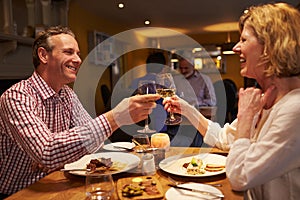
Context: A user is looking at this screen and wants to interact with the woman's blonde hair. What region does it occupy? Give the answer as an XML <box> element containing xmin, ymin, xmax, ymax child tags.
<box><xmin>239</xmin><ymin>3</ymin><xmax>300</xmax><ymax>77</ymax></box>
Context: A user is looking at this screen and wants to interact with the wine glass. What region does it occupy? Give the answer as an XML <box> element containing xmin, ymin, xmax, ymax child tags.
<box><xmin>156</xmin><ymin>73</ymin><xmax>182</xmax><ymax>125</ymax></box>
<box><xmin>137</xmin><ymin>80</ymin><xmax>156</xmax><ymax>133</ymax></box>
<box><xmin>85</xmin><ymin>173</ymin><xmax>114</xmax><ymax>200</ymax></box>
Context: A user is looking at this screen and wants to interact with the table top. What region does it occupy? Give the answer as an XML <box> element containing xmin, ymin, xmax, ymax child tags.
<box><xmin>6</xmin><ymin>147</ymin><xmax>243</xmax><ymax>200</ymax></box>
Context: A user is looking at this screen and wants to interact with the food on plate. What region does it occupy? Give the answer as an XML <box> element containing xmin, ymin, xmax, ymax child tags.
<box><xmin>183</xmin><ymin>157</ymin><xmax>205</xmax><ymax>175</ymax></box>
<box><xmin>86</xmin><ymin>157</ymin><xmax>113</xmax><ymax>171</ymax></box>
<box><xmin>86</xmin><ymin>157</ymin><xmax>126</xmax><ymax>172</ymax></box>
<box><xmin>122</xmin><ymin>177</ymin><xmax>160</xmax><ymax>197</ymax></box>
<box><xmin>205</xmin><ymin>163</ymin><xmax>225</xmax><ymax>172</ymax></box>
<box><xmin>183</xmin><ymin>157</ymin><xmax>226</xmax><ymax>175</ymax></box>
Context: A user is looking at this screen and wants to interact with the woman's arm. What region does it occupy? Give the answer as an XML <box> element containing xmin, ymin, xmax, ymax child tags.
<box><xmin>163</xmin><ymin>96</ymin><xmax>237</xmax><ymax>150</ymax></box>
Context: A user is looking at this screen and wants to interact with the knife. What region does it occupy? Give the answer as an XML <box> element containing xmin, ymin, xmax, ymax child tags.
<box><xmin>112</xmin><ymin>145</ymin><xmax>134</xmax><ymax>151</ymax></box>
<box><xmin>60</xmin><ymin>168</ymin><xmax>90</xmax><ymax>172</ymax></box>
<box><xmin>60</xmin><ymin>168</ymin><xmax>105</xmax><ymax>173</ymax></box>
<box><xmin>168</xmin><ymin>184</ymin><xmax>224</xmax><ymax>198</ymax></box>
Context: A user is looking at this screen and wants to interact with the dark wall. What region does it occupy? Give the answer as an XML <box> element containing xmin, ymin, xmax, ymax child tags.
<box><xmin>0</xmin><ymin>79</ymin><xmax>24</xmax><ymax>95</ymax></box>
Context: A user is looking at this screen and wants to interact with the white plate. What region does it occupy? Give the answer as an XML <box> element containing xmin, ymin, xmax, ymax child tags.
<box><xmin>166</xmin><ymin>182</ymin><xmax>223</xmax><ymax>200</ymax></box>
<box><xmin>64</xmin><ymin>152</ymin><xmax>140</xmax><ymax>176</ymax></box>
<box><xmin>159</xmin><ymin>153</ymin><xmax>226</xmax><ymax>177</ymax></box>
<box><xmin>103</xmin><ymin>142</ymin><xmax>135</xmax><ymax>151</ymax></box>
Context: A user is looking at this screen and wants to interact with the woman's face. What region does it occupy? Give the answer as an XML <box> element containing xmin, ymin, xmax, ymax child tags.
<box><xmin>233</xmin><ymin>23</ymin><xmax>265</xmax><ymax>82</ymax></box>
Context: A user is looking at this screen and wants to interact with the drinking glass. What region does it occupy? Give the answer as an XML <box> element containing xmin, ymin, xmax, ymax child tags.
<box><xmin>137</xmin><ymin>80</ymin><xmax>156</xmax><ymax>133</ymax></box>
<box><xmin>85</xmin><ymin>173</ymin><xmax>114</xmax><ymax>200</ymax></box>
<box><xmin>156</xmin><ymin>73</ymin><xmax>182</xmax><ymax>125</ymax></box>
<box><xmin>132</xmin><ymin>134</ymin><xmax>151</xmax><ymax>153</ymax></box>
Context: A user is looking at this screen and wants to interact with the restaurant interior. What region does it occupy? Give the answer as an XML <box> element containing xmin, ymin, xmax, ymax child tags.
<box><xmin>2</xmin><ymin>0</ymin><xmax>298</xmax><ymax>116</ymax></box>
<box><xmin>1</xmin><ymin>1</ymin><xmax>300</xmax><ymax>199</ymax></box>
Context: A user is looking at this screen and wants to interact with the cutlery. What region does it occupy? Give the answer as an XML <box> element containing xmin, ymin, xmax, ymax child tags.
<box><xmin>60</xmin><ymin>168</ymin><xmax>106</xmax><ymax>173</ymax></box>
<box><xmin>112</xmin><ymin>145</ymin><xmax>134</xmax><ymax>151</ymax></box>
<box><xmin>60</xmin><ymin>168</ymin><xmax>91</xmax><ymax>172</ymax></box>
<box><xmin>168</xmin><ymin>184</ymin><xmax>224</xmax><ymax>198</ymax></box>
<box><xmin>168</xmin><ymin>176</ymin><xmax>222</xmax><ymax>187</ymax></box>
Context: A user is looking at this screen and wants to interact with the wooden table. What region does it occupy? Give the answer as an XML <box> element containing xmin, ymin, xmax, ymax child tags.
<box><xmin>6</xmin><ymin>147</ymin><xmax>243</xmax><ymax>200</ymax></box>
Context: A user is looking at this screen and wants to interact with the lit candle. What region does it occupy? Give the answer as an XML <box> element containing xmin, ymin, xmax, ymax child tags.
<box><xmin>151</xmin><ymin>133</ymin><xmax>170</xmax><ymax>151</ymax></box>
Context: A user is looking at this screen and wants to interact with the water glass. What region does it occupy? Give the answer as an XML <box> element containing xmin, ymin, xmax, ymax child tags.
<box><xmin>85</xmin><ymin>173</ymin><xmax>114</xmax><ymax>200</ymax></box>
<box><xmin>151</xmin><ymin>148</ymin><xmax>166</xmax><ymax>169</ymax></box>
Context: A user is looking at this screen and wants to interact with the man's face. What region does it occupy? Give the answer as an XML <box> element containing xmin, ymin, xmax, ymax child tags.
<box><xmin>46</xmin><ymin>34</ymin><xmax>82</xmax><ymax>86</ymax></box>
<box><xmin>178</xmin><ymin>59</ymin><xmax>194</xmax><ymax>78</ymax></box>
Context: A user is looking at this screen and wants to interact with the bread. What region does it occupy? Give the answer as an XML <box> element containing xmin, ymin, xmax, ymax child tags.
<box><xmin>205</xmin><ymin>164</ymin><xmax>225</xmax><ymax>172</ymax></box>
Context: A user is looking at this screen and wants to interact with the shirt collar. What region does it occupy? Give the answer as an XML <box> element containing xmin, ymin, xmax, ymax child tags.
<box><xmin>185</xmin><ymin>70</ymin><xmax>198</xmax><ymax>79</ymax></box>
<box><xmin>30</xmin><ymin>71</ymin><xmax>67</xmax><ymax>100</ymax></box>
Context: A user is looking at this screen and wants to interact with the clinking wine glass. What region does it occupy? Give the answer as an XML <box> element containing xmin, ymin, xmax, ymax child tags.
<box><xmin>156</xmin><ymin>73</ymin><xmax>182</xmax><ymax>125</ymax></box>
<box><xmin>137</xmin><ymin>80</ymin><xmax>156</xmax><ymax>133</ymax></box>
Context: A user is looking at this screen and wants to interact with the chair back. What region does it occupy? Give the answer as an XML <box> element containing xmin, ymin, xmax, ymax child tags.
<box><xmin>213</xmin><ymin>79</ymin><xmax>238</xmax><ymax>125</ymax></box>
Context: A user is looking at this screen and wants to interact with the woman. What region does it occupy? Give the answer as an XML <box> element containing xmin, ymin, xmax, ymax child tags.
<box><xmin>164</xmin><ymin>3</ymin><xmax>300</xmax><ymax>199</ymax></box>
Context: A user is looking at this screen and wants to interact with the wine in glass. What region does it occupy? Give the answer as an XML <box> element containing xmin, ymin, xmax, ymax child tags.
<box><xmin>137</xmin><ymin>80</ymin><xmax>156</xmax><ymax>133</ymax></box>
<box><xmin>156</xmin><ymin>73</ymin><xmax>182</xmax><ymax>125</ymax></box>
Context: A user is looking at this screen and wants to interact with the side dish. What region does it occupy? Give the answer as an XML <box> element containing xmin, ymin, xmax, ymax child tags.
<box><xmin>122</xmin><ymin>177</ymin><xmax>160</xmax><ymax>197</ymax></box>
<box><xmin>183</xmin><ymin>157</ymin><xmax>225</xmax><ymax>175</ymax></box>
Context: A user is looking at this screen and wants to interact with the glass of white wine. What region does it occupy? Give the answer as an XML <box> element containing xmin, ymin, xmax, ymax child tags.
<box><xmin>156</xmin><ymin>73</ymin><xmax>182</xmax><ymax>125</ymax></box>
<box><xmin>137</xmin><ymin>80</ymin><xmax>156</xmax><ymax>133</ymax></box>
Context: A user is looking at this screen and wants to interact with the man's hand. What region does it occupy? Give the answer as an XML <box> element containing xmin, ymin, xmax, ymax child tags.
<box><xmin>107</xmin><ymin>94</ymin><xmax>160</xmax><ymax>130</ymax></box>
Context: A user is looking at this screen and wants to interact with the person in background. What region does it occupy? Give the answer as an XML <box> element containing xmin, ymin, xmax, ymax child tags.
<box><xmin>176</xmin><ymin>56</ymin><xmax>216</xmax><ymax>107</ymax></box>
<box><xmin>164</xmin><ymin>3</ymin><xmax>300</xmax><ymax>199</ymax></box>
<box><xmin>0</xmin><ymin>26</ymin><xmax>160</xmax><ymax>198</ymax></box>
<box><xmin>130</xmin><ymin>51</ymin><xmax>166</xmax><ymax>90</ymax></box>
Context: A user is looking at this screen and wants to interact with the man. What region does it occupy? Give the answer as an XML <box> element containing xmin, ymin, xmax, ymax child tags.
<box><xmin>0</xmin><ymin>26</ymin><xmax>160</xmax><ymax>197</ymax></box>
<box><xmin>177</xmin><ymin>57</ymin><xmax>216</xmax><ymax>107</ymax></box>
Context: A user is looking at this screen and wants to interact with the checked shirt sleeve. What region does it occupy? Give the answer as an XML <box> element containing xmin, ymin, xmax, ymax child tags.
<box><xmin>1</xmin><ymin>86</ymin><xmax>111</xmax><ymax>171</ymax></box>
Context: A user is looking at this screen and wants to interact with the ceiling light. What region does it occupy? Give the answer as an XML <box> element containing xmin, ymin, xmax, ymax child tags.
<box><xmin>144</xmin><ymin>20</ymin><xmax>150</xmax><ymax>25</ymax></box>
<box><xmin>118</xmin><ymin>3</ymin><xmax>124</xmax><ymax>9</ymax></box>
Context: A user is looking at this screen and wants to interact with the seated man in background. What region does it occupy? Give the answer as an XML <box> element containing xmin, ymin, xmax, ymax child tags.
<box><xmin>0</xmin><ymin>26</ymin><xmax>160</xmax><ymax>198</ymax></box>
